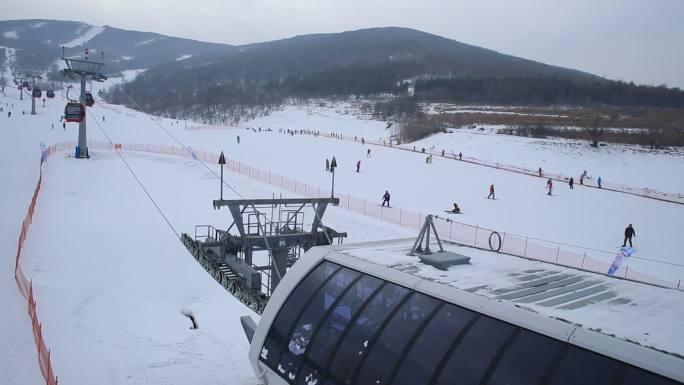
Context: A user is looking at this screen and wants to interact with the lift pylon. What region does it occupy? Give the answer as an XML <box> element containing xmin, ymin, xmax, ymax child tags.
<box><xmin>61</xmin><ymin>48</ymin><xmax>107</xmax><ymax>158</ymax></box>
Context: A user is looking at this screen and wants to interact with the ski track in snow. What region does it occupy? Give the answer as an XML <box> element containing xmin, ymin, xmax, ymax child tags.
<box><xmin>61</xmin><ymin>25</ymin><xmax>105</xmax><ymax>48</ymax></box>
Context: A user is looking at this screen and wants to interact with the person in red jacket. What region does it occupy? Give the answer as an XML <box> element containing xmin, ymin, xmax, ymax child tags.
<box><xmin>547</xmin><ymin>179</ymin><xmax>553</xmax><ymax>195</ymax></box>
<box><xmin>487</xmin><ymin>184</ymin><xmax>495</xmax><ymax>199</ymax></box>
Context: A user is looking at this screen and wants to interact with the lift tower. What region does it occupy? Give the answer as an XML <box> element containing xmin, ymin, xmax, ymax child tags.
<box><xmin>182</xmin><ymin>197</ymin><xmax>347</xmax><ymax>313</ymax></box>
<box><xmin>61</xmin><ymin>48</ymin><xmax>106</xmax><ymax>158</ymax></box>
<box><xmin>27</xmin><ymin>72</ymin><xmax>42</xmax><ymax>115</ymax></box>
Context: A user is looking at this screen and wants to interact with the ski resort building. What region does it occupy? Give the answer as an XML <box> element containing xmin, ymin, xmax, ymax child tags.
<box><xmin>243</xmin><ymin>239</ymin><xmax>684</xmax><ymax>385</ymax></box>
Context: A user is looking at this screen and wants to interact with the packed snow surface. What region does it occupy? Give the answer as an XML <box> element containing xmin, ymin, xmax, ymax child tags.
<box><xmin>1</xmin><ymin>81</ymin><xmax>683</xmax><ymax>384</ymax></box>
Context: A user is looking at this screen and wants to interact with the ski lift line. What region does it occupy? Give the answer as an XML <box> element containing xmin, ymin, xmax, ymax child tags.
<box><xmin>117</xmin><ymin>90</ymin><xmax>246</xmax><ymax>199</ymax></box>
<box><xmin>87</xmin><ymin>109</ymin><xmax>181</xmax><ymax>239</ymax></box>
<box><xmin>115</xmin><ymin>90</ymin><xmax>290</xmax><ymax>263</ymax></box>
<box><xmin>117</xmin><ymin>88</ymin><xmax>337</xmax><ymax>249</ymax></box>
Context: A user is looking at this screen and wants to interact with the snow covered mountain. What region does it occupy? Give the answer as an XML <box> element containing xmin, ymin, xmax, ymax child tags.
<box><xmin>0</xmin><ymin>19</ymin><xmax>233</xmax><ymax>73</ymax></box>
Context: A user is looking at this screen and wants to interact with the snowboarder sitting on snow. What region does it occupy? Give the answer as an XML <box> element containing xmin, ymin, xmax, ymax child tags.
<box><xmin>452</xmin><ymin>203</ymin><xmax>461</xmax><ymax>213</ymax></box>
<box><xmin>488</xmin><ymin>184</ymin><xmax>495</xmax><ymax>199</ymax></box>
<box><xmin>381</xmin><ymin>191</ymin><xmax>391</xmax><ymax>207</ymax></box>
<box><xmin>623</xmin><ymin>224</ymin><xmax>636</xmax><ymax>247</ymax></box>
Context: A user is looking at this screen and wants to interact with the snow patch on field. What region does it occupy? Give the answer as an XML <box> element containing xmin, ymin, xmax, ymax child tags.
<box><xmin>120</xmin><ymin>55</ymin><xmax>133</xmax><ymax>61</ymax></box>
<box><xmin>30</xmin><ymin>22</ymin><xmax>47</xmax><ymax>28</ymax></box>
<box><xmin>176</xmin><ymin>54</ymin><xmax>192</xmax><ymax>61</ymax></box>
<box><xmin>61</xmin><ymin>25</ymin><xmax>104</xmax><ymax>48</ymax></box>
<box><xmin>3</xmin><ymin>30</ymin><xmax>18</xmax><ymax>39</ymax></box>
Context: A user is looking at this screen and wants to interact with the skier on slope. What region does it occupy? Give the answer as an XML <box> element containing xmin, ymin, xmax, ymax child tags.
<box><xmin>623</xmin><ymin>224</ymin><xmax>636</xmax><ymax>247</ymax></box>
<box><xmin>488</xmin><ymin>184</ymin><xmax>495</xmax><ymax>199</ymax></box>
<box><xmin>381</xmin><ymin>191</ymin><xmax>391</xmax><ymax>207</ymax></box>
<box><xmin>597</xmin><ymin>176</ymin><xmax>602</xmax><ymax>189</ymax></box>
<box><xmin>569</xmin><ymin>177</ymin><xmax>574</xmax><ymax>189</ymax></box>
<box><xmin>547</xmin><ymin>179</ymin><xmax>553</xmax><ymax>195</ymax></box>
<box><xmin>367</xmin><ymin>148</ymin><xmax>371</xmax><ymax>158</ymax></box>
<box><xmin>356</xmin><ymin>160</ymin><xmax>361</xmax><ymax>173</ymax></box>
<box><xmin>325</xmin><ymin>158</ymin><xmax>330</xmax><ymax>171</ymax></box>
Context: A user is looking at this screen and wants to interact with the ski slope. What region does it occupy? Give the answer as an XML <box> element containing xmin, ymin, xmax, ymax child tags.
<box><xmin>2</xmin><ymin>79</ymin><xmax>683</xmax><ymax>383</ymax></box>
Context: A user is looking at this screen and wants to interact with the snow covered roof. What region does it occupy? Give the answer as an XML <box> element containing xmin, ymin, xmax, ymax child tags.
<box><xmin>331</xmin><ymin>238</ymin><xmax>684</xmax><ymax>360</ymax></box>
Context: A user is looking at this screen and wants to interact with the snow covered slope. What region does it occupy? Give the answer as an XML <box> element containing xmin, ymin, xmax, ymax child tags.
<box><xmin>1</xmin><ymin>82</ymin><xmax>683</xmax><ymax>383</ymax></box>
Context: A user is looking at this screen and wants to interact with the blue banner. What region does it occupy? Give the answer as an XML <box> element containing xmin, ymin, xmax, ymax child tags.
<box><xmin>607</xmin><ymin>247</ymin><xmax>636</xmax><ymax>276</ymax></box>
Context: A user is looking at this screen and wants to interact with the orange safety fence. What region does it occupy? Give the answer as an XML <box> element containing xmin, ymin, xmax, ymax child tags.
<box><xmin>311</xmin><ymin>132</ymin><xmax>684</xmax><ymax>205</ymax></box>
<box><xmin>33</xmin><ymin>141</ymin><xmax>683</xmax><ymax>307</ymax></box>
<box><xmin>13</xmin><ymin>144</ymin><xmax>59</xmax><ymax>385</ymax></box>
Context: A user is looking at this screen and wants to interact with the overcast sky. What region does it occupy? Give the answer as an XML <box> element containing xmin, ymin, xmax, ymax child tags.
<box><xmin>4</xmin><ymin>0</ymin><xmax>684</xmax><ymax>88</ymax></box>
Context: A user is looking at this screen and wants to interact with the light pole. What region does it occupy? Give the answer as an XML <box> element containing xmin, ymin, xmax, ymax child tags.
<box><xmin>330</xmin><ymin>156</ymin><xmax>337</xmax><ymax>198</ymax></box>
<box><xmin>218</xmin><ymin>151</ymin><xmax>226</xmax><ymax>200</ymax></box>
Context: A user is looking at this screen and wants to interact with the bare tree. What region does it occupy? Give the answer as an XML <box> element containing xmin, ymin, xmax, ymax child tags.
<box><xmin>583</xmin><ymin>111</ymin><xmax>616</xmax><ymax>148</ymax></box>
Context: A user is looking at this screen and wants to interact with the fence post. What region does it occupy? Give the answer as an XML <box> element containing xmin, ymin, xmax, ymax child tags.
<box><xmin>524</xmin><ymin>238</ymin><xmax>528</xmax><ymax>257</ymax></box>
<box><xmin>502</xmin><ymin>232</ymin><xmax>506</xmax><ymax>251</ymax></box>
<box><xmin>449</xmin><ymin>220</ymin><xmax>453</xmax><ymax>238</ymax></box>
<box><xmin>474</xmin><ymin>226</ymin><xmax>479</xmax><ymax>245</ymax></box>
<box><xmin>381</xmin><ymin>206</ymin><xmax>384</xmax><ymax>220</ymax></box>
<box><xmin>555</xmin><ymin>247</ymin><xmax>560</xmax><ymax>263</ymax></box>
<box><xmin>678</xmin><ymin>280</ymin><xmax>681</xmax><ymax>290</ymax></box>
<box><xmin>581</xmin><ymin>251</ymin><xmax>587</xmax><ymax>268</ymax></box>
<box><xmin>624</xmin><ymin>265</ymin><xmax>629</xmax><ymax>279</ymax></box>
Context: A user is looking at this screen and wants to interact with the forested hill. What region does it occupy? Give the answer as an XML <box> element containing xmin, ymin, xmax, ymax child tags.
<box><xmin>105</xmin><ymin>27</ymin><xmax>684</xmax><ymax>117</ymax></box>
<box><xmin>0</xmin><ymin>19</ymin><xmax>233</xmax><ymax>73</ymax></box>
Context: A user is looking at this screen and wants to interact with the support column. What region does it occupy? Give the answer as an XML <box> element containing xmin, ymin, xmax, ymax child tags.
<box><xmin>30</xmin><ymin>77</ymin><xmax>36</xmax><ymax>115</ymax></box>
<box><xmin>77</xmin><ymin>76</ymin><xmax>88</xmax><ymax>158</ymax></box>
<box><xmin>270</xmin><ymin>247</ymin><xmax>289</xmax><ymax>293</ymax></box>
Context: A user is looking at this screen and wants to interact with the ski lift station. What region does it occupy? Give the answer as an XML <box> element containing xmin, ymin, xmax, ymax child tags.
<box><xmin>240</xmin><ymin>238</ymin><xmax>684</xmax><ymax>385</ymax></box>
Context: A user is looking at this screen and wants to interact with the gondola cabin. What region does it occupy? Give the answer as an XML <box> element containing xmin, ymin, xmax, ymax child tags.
<box><xmin>46</xmin><ymin>90</ymin><xmax>55</xmax><ymax>99</ymax></box>
<box><xmin>32</xmin><ymin>88</ymin><xmax>42</xmax><ymax>98</ymax></box>
<box><xmin>64</xmin><ymin>102</ymin><xmax>85</xmax><ymax>123</ymax></box>
<box><xmin>84</xmin><ymin>92</ymin><xmax>94</xmax><ymax>107</ymax></box>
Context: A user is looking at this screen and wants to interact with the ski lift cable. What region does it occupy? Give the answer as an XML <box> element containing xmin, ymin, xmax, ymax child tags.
<box><xmin>113</xmin><ymin>90</ymin><xmax>294</xmax><ymax>263</ymax></box>
<box><xmin>87</xmin><ymin>109</ymin><xmax>181</xmax><ymax>239</ymax></box>
<box><xmin>117</xmin><ymin>90</ymin><xmax>248</xmax><ymax>199</ymax></box>
<box><xmin>115</xmin><ymin>89</ymin><xmax>339</xmax><ymax>260</ymax></box>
